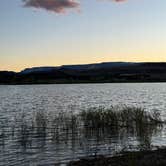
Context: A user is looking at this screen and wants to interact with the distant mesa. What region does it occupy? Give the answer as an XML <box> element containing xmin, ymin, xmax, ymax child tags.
<box><xmin>20</xmin><ymin>62</ymin><xmax>135</xmax><ymax>74</ymax></box>
<box><xmin>1</xmin><ymin>62</ymin><xmax>166</xmax><ymax>84</ymax></box>
<box><xmin>20</xmin><ymin>67</ymin><xmax>59</xmax><ymax>74</ymax></box>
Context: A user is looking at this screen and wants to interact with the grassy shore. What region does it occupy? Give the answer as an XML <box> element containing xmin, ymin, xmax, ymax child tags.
<box><xmin>67</xmin><ymin>107</ymin><xmax>165</xmax><ymax>166</ymax></box>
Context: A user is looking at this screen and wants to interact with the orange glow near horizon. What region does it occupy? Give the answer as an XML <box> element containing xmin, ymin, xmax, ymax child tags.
<box><xmin>0</xmin><ymin>0</ymin><xmax>166</xmax><ymax>72</ymax></box>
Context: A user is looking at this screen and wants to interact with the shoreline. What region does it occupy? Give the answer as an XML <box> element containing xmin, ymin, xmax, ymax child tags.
<box><xmin>1</xmin><ymin>80</ymin><xmax>166</xmax><ymax>85</ymax></box>
<box><xmin>68</xmin><ymin>148</ymin><xmax>166</xmax><ymax>166</ymax></box>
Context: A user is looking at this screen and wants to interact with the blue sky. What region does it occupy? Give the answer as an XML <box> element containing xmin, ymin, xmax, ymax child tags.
<box><xmin>0</xmin><ymin>0</ymin><xmax>166</xmax><ymax>71</ymax></box>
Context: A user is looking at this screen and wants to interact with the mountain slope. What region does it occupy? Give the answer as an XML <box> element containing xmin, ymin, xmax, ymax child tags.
<box><xmin>1</xmin><ymin>62</ymin><xmax>166</xmax><ymax>84</ymax></box>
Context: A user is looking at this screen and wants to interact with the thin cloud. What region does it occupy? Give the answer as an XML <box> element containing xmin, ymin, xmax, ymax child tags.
<box><xmin>23</xmin><ymin>0</ymin><xmax>80</xmax><ymax>13</ymax></box>
<box><xmin>113</xmin><ymin>0</ymin><xmax>126</xmax><ymax>2</ymax></box>
<box><xmin>112</xmin><ymin>0</ymin><xmax>127</xmax><ymax>2</ymax></box>
<box><xmin>23</xmin><ymin>0</ymin><xmax>126</xmax><ymax>14</ymax></box>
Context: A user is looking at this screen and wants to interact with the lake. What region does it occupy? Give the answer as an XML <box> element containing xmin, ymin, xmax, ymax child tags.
<box><xmin>0</xmin><ymin>83</ymin><xmax>166</xmax><ymax>165</ymax></box>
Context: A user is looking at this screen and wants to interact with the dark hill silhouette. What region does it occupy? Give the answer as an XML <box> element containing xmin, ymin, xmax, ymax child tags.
<box><xmin>1</xmin><ymin>62</ymin><xmax>166</xmax><ymax>84</ymax></box>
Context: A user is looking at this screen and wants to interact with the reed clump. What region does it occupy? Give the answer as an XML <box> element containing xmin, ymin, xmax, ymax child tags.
<box><xmin>11</xmin><ymin>106</ymin><xmax>163</xmax><ymax>149</ymax></box>
<box><xmin>80</xmin><ymin>106</ymin><xmax>163</xmax><ymax>130</ymax></box>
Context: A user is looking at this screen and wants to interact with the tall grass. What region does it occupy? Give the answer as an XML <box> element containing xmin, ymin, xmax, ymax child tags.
<box><xmin>79</xmin><ymin>106</ymin><xmax>163</xmax><ymax>150</ymax></box>
<box><xmin>80</xmin><ymin>106</ymin><xmax>162</xmax><ymax>129</ymax></box>
<box><xmin>3</xmin><ymin>106</ymin><xmax>163</xmax><ymax>151</ymax></box>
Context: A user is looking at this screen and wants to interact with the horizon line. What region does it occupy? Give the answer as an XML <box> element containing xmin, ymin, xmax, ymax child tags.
<box><xmin>1</xmin><ymin>61</ymin><xmax>166</xmax><ymax>73</ymax></box>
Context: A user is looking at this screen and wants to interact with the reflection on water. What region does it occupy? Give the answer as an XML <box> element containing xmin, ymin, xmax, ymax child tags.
<box><xmin>0</xmin><ymin>83</ymin><xmax>166</xmax><ymax>165</ymax></box>
<box><xmin>0</xmin><ymin>107</ymin><xmax>164</xmax><ymax>165</ymax></box>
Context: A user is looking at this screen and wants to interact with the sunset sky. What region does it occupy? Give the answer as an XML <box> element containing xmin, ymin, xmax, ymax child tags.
<box><xmin>0</xmin><ymin>0</ymin><xmax>166</xmax><ymax>71</ymax></box>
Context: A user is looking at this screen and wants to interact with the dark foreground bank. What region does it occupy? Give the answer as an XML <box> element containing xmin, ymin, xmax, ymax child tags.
<box><xmin>68</xmin><ymin>148</ymin><xmax>166</xmax><ymax>166</ymax></box>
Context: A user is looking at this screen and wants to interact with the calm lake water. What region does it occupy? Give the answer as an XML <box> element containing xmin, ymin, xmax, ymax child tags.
<box><xmin>1</xmin><ymin>83</ymin><xmax>166</xmax><ymax>165</ymax></box>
